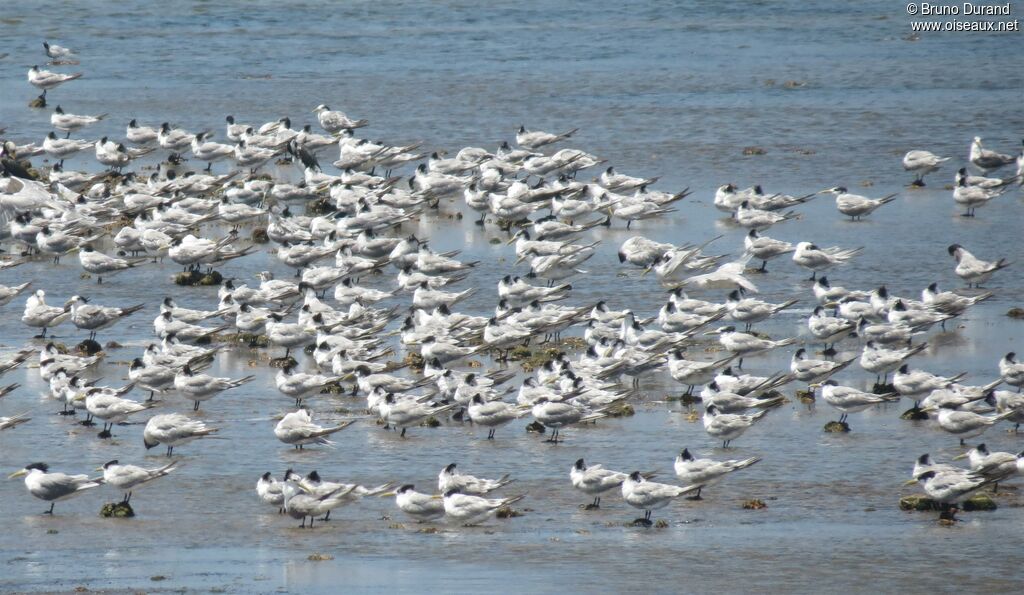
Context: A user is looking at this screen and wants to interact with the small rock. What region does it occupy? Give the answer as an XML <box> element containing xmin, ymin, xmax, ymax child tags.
<box><xmin>250</xmin><ymin>228</ymin><xmax>269</xmax><ymax>243</ymax></box>
<box><xmin>76</xmin><ymin>340</ymin><xmax>103</xmax><ymax>356</ymax></box>
<box><xmin>742</xmin><ymin>499</ymin><xmax>767</xmax><ymax>510</ymax></box>
<box><xmin>420</xmin><ymin>416</ymin><xmax>441</xmax><ymax>428</ymax></box>
<box><xmin>607</xmin><ymin>403</ymin><xmax>635</xmax><ymax>417</ymax></box>
<box><xmin>104</xmin><ymin>341</ymin><xmax>123</xmax><ymax>350</ymax></box>
<box><xmin>899</xmin><ymin>494</ymin><xmax>942</xmax><ymax>512</ymax></box>
<box><xmin>488</xmin><ymin>238</ymin><xmax>502</xmax><ymax>245</ymax></box>
<box><xmin>307</xmin><ymin>553</ymin><xmax>334</xmax><ymax>561</ymax></box>
<box><xmin>654</xmin><ymin>519</ymin><xmax>670</xmax><ymax>528</ymax></box>
<box><xmin>100</xmin><ymin>501</ymin><xmax>135</xmax><ymax>518</ymax></box>
<box><xmin>963</xmin><ymin>493</ymin><xmax>997</xmax><ymax>511</ymax></box>
<box><xmin>742</xmin><ymin>146</ymin><xmax>766</xmax><ymax>156</ymax></box>
<box><xmin>496</xmin><ymin>506</ymin><xmax>523</xmax><ymax>518</ymax></box>
<box><xmin>823</xmin><ymin>421</ymin><xmax>850</xmax><ymax>433</ymax></box>
<box><xmin>782</xmin><ymin>80</ymin><xmax>806</xmax><ymax>89</ymax></box>
<box><xmin>268</xmin><ymin>356</ymin><xmax>297</xmax><ymax>369</ymax></box>
<box><xmin>900</xmin><ymin>407</ymin><xmax>929</xmax><ymax>421</ymax></box>
<box><xmin>150</xmin><ymin>575</ymin><xmax>167</xmax><ymax>582</ymax></box>
<box><xmin>796</xmin><ymin>389</ymin><xmax>815</xmax><ymax>403</ymax></box>
<box><xmin>47</xmin><ymin>529</ymin><xmax>58</xmax><ymax>534</ymax></box>
<box><xmin>1007</xmin><ymin>308</ymin><xmax>1024</xmax><ymax>319</ymax></box>
<box><xmin>872</xmin><ymin>382</ymin><xmax>896</xmax><ymax>394</ymax></box>
<box><xmin>525</xmin><ymin>420</ymin><xmax>546</xmax><ymax>434</ymax></box>
<box><xmin>416</xmin><ymin>527</ymin><xmax>440</xmax><ymax>534</ymax></box>
<box><xmin>29</xmin><ymin>95</ymin><xmax>46</xmax><ymax>108</ymax></box>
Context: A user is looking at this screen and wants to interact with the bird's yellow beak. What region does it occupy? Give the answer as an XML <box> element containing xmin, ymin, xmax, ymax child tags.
<box><xmin>505</xmin><ymin>236</ymin><xmax>517</xmax><ymax>245</ymax></box>
<box><xmin>903</xmin><ymin>479</ymin><xmax>918</xmax><ymax>486</ymax></box>
<box><xmin>377</xmin><ymin>492</ymin><xmax>396</xmax><ymax>498</ymax></box>
<box><xmin>94</xmin><ymin>466</ymin><xmax>104</xmax><ymax>472</ymax></box>
<box><xmin>8</xmin><ymin>469</ymin><xmax>27</xmax><ymax>479</ymax></box>
<box><xmin>952</xmin><ymin>453</ymin><xmax>969</xmax><ymax>461</ymax></box>
<box><xmin>430</xmin><ymin>494</ymin><xmax>444</xmax><ymax>500</ymax></box>
<box><xmin>807</xmin><ymin>383</ymin><xmax>821</xmax><ymax>390</ymax></box>
<box><xmin>704</xmin><ymin>329</ymin><xmax>721</xmax><ymax>336</ymax></box>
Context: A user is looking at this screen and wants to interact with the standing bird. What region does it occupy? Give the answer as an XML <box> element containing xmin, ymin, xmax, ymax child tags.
<box><xmin>812</xmin><ymin>380</ymin><xmax>899</xmax><ymax>427</ymax></box>
<box><xmin>43</xmin><ymin>41</ymin><xmax>76</xmax><ymax>60</ymax></box>
<box><xmin>570</xmin><ymin>459</ymin><xmax>642</xmax><ymax>509</ymax></box>
<box><xmin>50</xmin><ymin>106</ymin><xmax>106</xmax><ymax>137</ymax></box>
<box><xmin>674</xmin><ymin>449</ymin><xmax>760</xmax><ymax>499</ymax></box>
<box><xmin>97</xmin><ymin>460</ymin><xmax>178</xmax><ymax>504</ymax></box>
<box><xmin>969</xmin><ymin>136</ymin><xmax>1016</xmax><ymax>173</ymax></box>
<box><xmin>380</xmin><ymin>485</ymin><xmax>446</xmax><ymax>522</ymax></box>
<box><xmin>273</xmin><ymin>409</ymin><xmax>354</xmax><ymax>449</ymax></box>
<box><xmin>792</xmin><ymin>242</ymin><xmax>863</xmax><ymax>281</ymax></box>
<box><xmin>143</xmin><ymin>413</ymin><xmax>219</xmax><ymax>456</ymax></box>
<box><xmin>621</xmin><ymin>472</ymin><xmax>701</xmax><ymax>526</ymax></box>
<box><xmin>312</xmin><ymin>104</ymin><xmax>368</xmax><ymax>132</ymax></box>
<box><xmin>8</xmin><ymin>463</ymin><xmax>103</xmax><ymax>514</ymax></box>
<box><xmin>27</xmin><ymin>66</ymin><xmax>82</xmax><ymax>94</ymax></box>
<box><xmin>515</xmin><ymin>125</ymin><xmax>578</xmax><ymax>150</ymax></box>
<box><xmin>948</xmin><ymin>244</ymin><xmax>1010</xmax><ymax>288</ymax></box>
<box><xmin>442</xmin><ymin>489</ymin><xmax>525</xmax><ymax>526</ymax></box>
<box><xmin>703</xmin><ymin>404</ymin><xmax>769</xmax><ymax>447</ymax></box>
<box><xmin>824</xmin><ymin>187</ymin><xmax>898</xmax><ymax>221</ymax></box>
<box><xmin>902</xmin><ymin>150</ymin><xmax>949</xmax><ymax>186</ymax></box>
<box><xmin>173</xmin><ymin>365</ymin><xmax>254</xmax><ymax>411</ymax></box>
<box><xmin>744</xmin><ymin>229</ymin><xmax>794</xmax><ymax>272</ymax></box>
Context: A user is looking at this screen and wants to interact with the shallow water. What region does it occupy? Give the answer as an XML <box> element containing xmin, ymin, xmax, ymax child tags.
<box><xmin>3</xmin><ymin>1</ymin><xmax>1024</xmax><ymax>593</ymax></box>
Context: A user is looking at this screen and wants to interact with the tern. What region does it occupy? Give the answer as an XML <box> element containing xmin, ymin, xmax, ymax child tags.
<box><xmin>67</xmin><ymin>295</ymin><xmax>145</xmax><ymax>341</ymax></box>
<box><xmin>442</xmin><ymin>489</ymin><xmax>525</xmax><ymax>525</ymax></box>
<box><xmin>969</xmin><ymin>136</ymin><xmax>1016</xmax><ymax>173</ymax></box>
<box><xmin>27</xmin><ymin>66</ymin><xmax>82</xmax><ymax>92</ymax></box>
<box><xmin>438</xmin><ymin>463</ymin><xmax>513</xmax><ymax>496</ymax></box>
<box><xmin>902</xmin><ymin>150</ymin><xmax>950</xmax><ymax>186</ymax></box>
<box><xmin>906</xmin><ymin>469</ymin><xmax>995</xmax><ymax>520</ymax></box>
<box><xmin>792</xmin><ymin>242</ymin><xmax>863</xmax><ymax>281</ymax></box>
<box><xmin>43</xmin><ymin>41</ymin><xmax>76</xmax><ymax>60</ymax></box>
<box><xmin>702</xmin><ymin>404</ymin><xmax>769</xmax><ymax>447</ymax></box>
<box><xmin>313</xmin><ymin>104</ymin><xmax>368</xmax><ymax>132</ymax></box>
<box><xmin>811</xmin><ymin>380</ymin><xmax>899</xmax><ymax>426</ymax></box>
<box><xmin>744</xmin><ymin>229</ymin><xmax>795</xmax><ymax>272</ymax></box>
<box><xmin>9</xmin><ymin>463</ymin><xmax>103</xmax><ymax>514</ymax></box>
<box><xmin>380</xmin><ymin>484</ymin><xmax>446</xmax><ymax>522</ymax></box>
<box><xmin>77</xmin><ymin>246</ymin><xmax>146</xmax><ymax>283</ymax></box>
<box><xmin>947</xmin><ymin>244</ymin><xmax>1010</xmax><ymax>288</ymax></box>
<box><xmin>570</xmin><ymin>459</ymin><xmax>647</xmax><ymax>509</ymax></box>
<box><xmin>257</xmin><ymin>472</ymin><xmax>286</xmax><ymax>513</ymax></box>
<box><xmin>143</xmin><ymin>413</ymin><xmax>219</xmax><ymax>456</ymax></box>
<box><xmin>953</xmin><ymin>444</ymin><xmax>1020</xmax><ymax>485</ymax></box>
<box><xmin>925</xmin><ymin>403</ymin><xmax>1016</xmax><ymax>444</ymax></box>
<box><xmin>705</xmin><ymin>326</ymin><xmax>797</xmax><ymax>368</ymax></box>
<box><xmin>515</xmin><ymin>125</ymin><xmax>578</xmax><ymax>149</ymax></box>
<box><xmin>173</xmin><ymin>365</ymin><xmax>254</xmax><ymax>411</ymax></box>
<box><xmin>825</xmin><ymin>187</ymin><xmax>898</xmax><ymax>220</ymax></box>
<box><xmin>98</xmin><ymin>460</ymin><xmax>178</xmax><ymax>504</ymax></box>
<box><xmin>999</xmin><ymin>353</ymin><xmax>1024</xmax><ymax>390</ymax></box>
<box><xmin>51</xmin><ymin>106</ymin><xmax>106</xmax><ymax>137</ymax></box>
<box><xmin>674</xmin><ymin>449</ymin><xmax>760</xmax><ymax>499</ymax></box>
<box><xmin>621</xmin><ymin>472</ymin><xmax>701</xmax><ymax>526</ymax></box>
<box><xmin>274</xmin><ymin>409</ymin><xmax>354</xmax><ymax>449</ymax></box>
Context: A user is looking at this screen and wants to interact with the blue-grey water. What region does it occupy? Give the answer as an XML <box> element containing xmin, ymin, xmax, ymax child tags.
<box><xmin>2</xmin><ymin>1</ymin><xmax>1024</xmax><ymax>593</ymax></box>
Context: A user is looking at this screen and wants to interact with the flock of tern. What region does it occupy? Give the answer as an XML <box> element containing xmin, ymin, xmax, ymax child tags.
<box><xmin>3</xmin><ymin>41</ymin><xmax>1024</xmax><ymax>528</ymax></box>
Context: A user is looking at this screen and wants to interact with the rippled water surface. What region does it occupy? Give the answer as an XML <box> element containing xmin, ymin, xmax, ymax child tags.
<box><xmin>2</xmin><ymin>1</ymin><xmax>1024</xmax><ymax>593</ymax></box>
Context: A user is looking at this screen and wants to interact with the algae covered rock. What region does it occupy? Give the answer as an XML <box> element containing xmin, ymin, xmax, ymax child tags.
<box><xmin>823</xmin><ymin>421</ymin><xmax>850</xmax><ymax>433</ymax></box>
<box><xmin>900</xmin><ymin>407</ymin><xmax>929</xmax><ymax>421</ymax></box>
<box><xmin>174</xmin><ymin>270</ymin><xmax>224</xmax><ymax>286</ymax></box>
<box><xmin>962</xmin><ymin>493</ymin><xmax>997</xmax><ymax>511</ymax></box>
<box><xmin>100</xmin><ymin>501</ymin><xmax>135</xmax><ymax>518</ymax></box>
